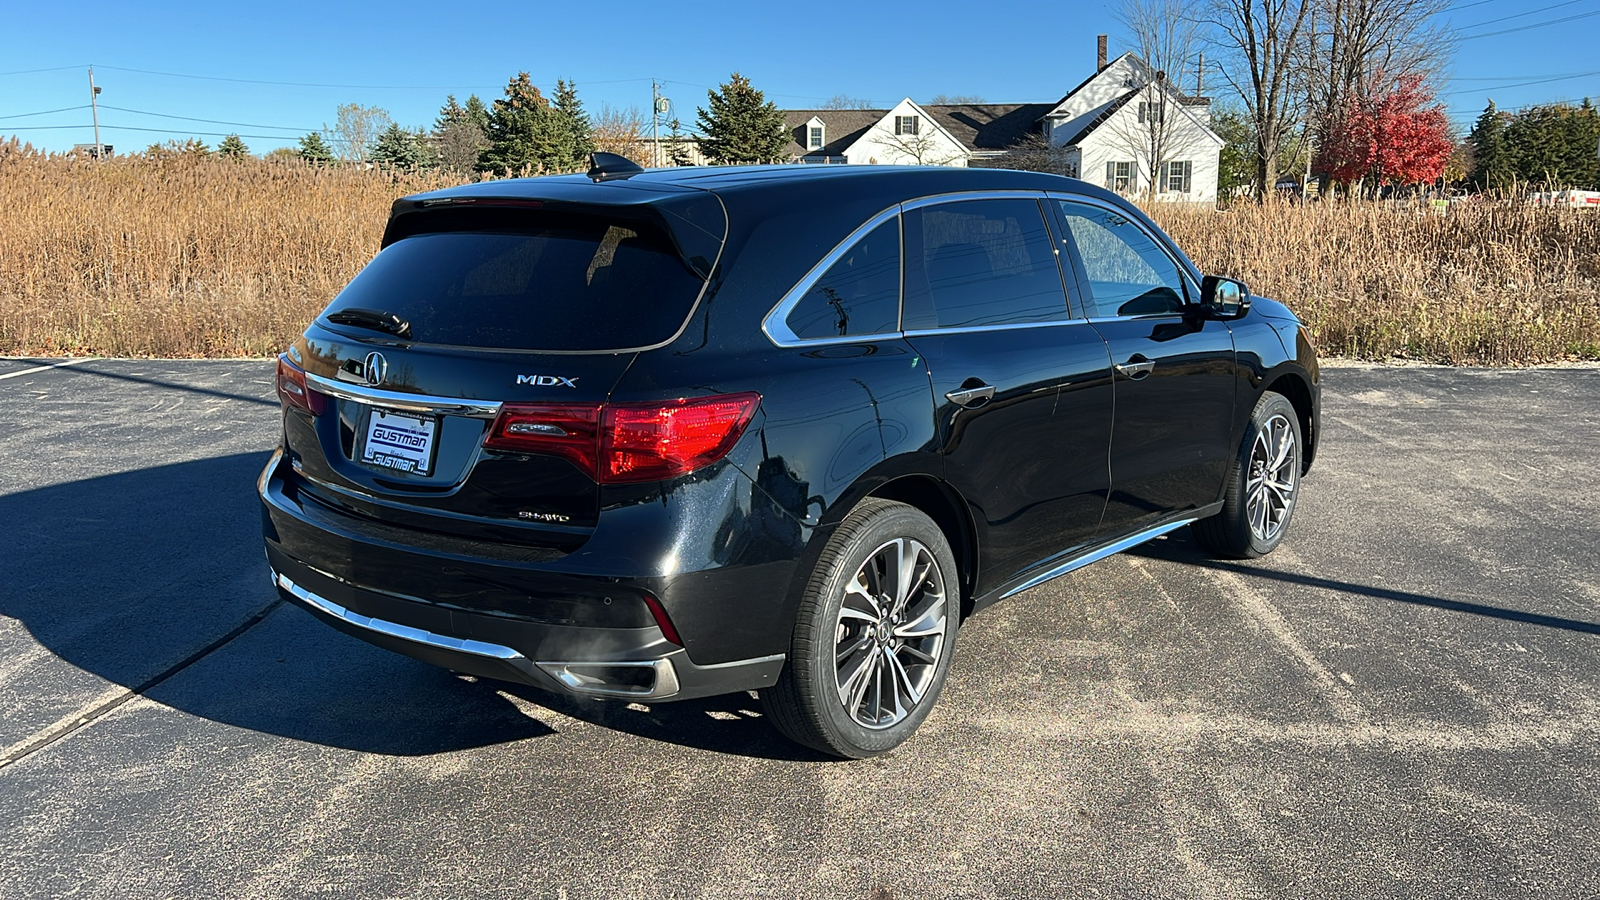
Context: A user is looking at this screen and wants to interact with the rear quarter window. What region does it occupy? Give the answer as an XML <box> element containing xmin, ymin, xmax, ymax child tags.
<box><xmin>322</xmin><ymin>217</ymin><xmax>706</xmax><ymax>352</ymax></box>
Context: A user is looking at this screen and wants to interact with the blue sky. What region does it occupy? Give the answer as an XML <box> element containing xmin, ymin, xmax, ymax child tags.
<box><xmin>2</xmin><ymin>0</ymin><xmax>1595</xmax><ymax>155</ymax></box>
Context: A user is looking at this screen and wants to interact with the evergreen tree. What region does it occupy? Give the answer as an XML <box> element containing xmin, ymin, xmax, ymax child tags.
<box><xmin>371</xmin><ymin>122</ymin><xmax>423</xmax><ymax>169</ymax></box>
<box><xmin>298</xmin><ymin>132</ymin><xmax>335</xmax><ymax>164</ymax></box>
<box><xmin>1503</xmin><ymin>102</ymin><xmax>1600</xmax><ymax>188</ymax></box>
<box><xmin>1467</xmin><ymin>101</ymin><xmax>1513</xmax><ymax>192</ymax></box>
<box><xmin>695</xmin><ymin>73</ymin><xmax>788</xmax><ymax>165</ymax></box>
<box><xmin>548</xmin><ymin>79</ymin><xmax>595</xmax><ymax>172</ymax></box>
<box><xmin>479</xmin><ymin>72</ymin><xmax>559</xmax><ymax>176</ymax></box>
<box><xmin>667</xmin><ymin>118</ymin><xmax>694</xmax><ymax>166</ymax></box>
<box><xmin>465</xmin><ymin>94</ymin><xmax>491</xmax><ymax>132</ymax></box>
<box><xmin>217</xmin><ymin>134</ymin><xmax>249</xmax><ymax>160</ymax></box>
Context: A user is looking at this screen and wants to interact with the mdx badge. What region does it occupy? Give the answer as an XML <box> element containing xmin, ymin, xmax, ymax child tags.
<box><xmin>516</xmin><ymin>375</ymin><xmax>579</xmax><ymax>387</ymax></box>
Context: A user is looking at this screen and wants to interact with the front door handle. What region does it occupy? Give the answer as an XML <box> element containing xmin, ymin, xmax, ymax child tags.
<box><xmin>945</xmin><ymin>383</ymin><xmax>996</xmax><ymax>408</ymax></box>
<box><xmin>1115</xmin><ymin>358</ymin><xmax>1155</xmax><ymax>380</ymax></box>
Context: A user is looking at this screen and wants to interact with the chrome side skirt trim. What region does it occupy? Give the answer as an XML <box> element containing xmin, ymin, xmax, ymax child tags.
<box><xmin>1001</xmin><ymin>517</ymin><xmax>1197</xmax><ymax>599</ymax></box>
<box><xmin>274</xmin><ymin>572</ymin><xmax>525</xmax><ymax>660</ymax></box>
<box><xmin>303</xmin><ymin>372</ymin><xmax>503</xmax><ymax>419</ymax></box>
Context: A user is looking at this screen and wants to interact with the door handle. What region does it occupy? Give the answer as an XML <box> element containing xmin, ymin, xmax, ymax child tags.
<box><xmin>1114</xmin><ymin>358</ymin><xmax>1155</xmax><ymax>380</ymax></box>
<box><xmin>945</xmin><ymin>383</ymin><xmax>996</xmax><ymax>408</ymax></box>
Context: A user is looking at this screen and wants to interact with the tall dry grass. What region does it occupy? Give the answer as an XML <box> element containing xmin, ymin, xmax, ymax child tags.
<box><xmin>0</xmin><ymin>144</ymin><xmax>468</xmax><ymax>357</ymax></box>
<box><xmin>2</xmin><ymin>145</ymin><xmax>1597</xmax><ymax>363</ymax></box>
<box><xmin>1149</xmin><ymin>198</ymin><xmax>1600</xmax><ymax>364</ymax></box>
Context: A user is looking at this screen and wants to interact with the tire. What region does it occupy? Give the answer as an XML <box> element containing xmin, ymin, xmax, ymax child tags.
<box><xmin>1193</xmin><ymin>391</ymin><xmax>1303</xmax><ymax>559</ymax></box>
<box><xmin>762</xmin><ymin>498</ymin><xmax>960</xmax><ymax>759</ymax></box>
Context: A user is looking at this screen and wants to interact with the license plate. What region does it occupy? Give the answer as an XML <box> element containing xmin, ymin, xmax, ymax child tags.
<box><xmin>360</xmin><ymin>408</ymin><xmax>438</xmax><ymax>476</ymax></box>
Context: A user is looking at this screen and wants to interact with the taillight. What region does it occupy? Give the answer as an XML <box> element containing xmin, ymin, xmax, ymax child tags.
<box><xmin>482</xmin><ymin>403</ymin><xmax>602</xmax><ymax>475</ymax></box>
<box><xmin>276</xmin><ymin>354</ymin><xmax>327</xmax><ymax>415</ymax></box>
<box><xmin>484</xmin><ymin>393</ymin><xmax>760</xmax><ymax>484</ymax></box>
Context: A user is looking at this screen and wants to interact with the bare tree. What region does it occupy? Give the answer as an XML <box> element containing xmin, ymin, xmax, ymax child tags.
<box><xmin>327</xmin><ymin>103</ymin><xmax>393</xmax><ymax>163</ymax></box>
<box><xmin>1205</xmin><ymin>0</ymin><xmax>1313</xmax><ymax>196</ymax></box>
<box><xmin>821</xmin><ymin>95</ymin><xmax>877</xmax><ymax>110</ymax></box>
<box><xmin>991</xmin><ymin>133</ymin><xmax>1077</xmax><ymax>177</ymax></box>
<box><xmin>927</xmin><ymin>94</ymin><xmax>986</xmax><ymax>105</ymax></box>
<box><xmin>869</xmin><ymin>120</ymin><xmax>965</xmax><ymax>166</ymax></box>
<box><xmin>592</xmin><ymin>104</ymin><xmax>647</xmax><ymax>163</ymax></box>
<box><xmin>1111</xmin><ymin>0</ymin><xmax>1210</xmax><ymax>197</ymax></box>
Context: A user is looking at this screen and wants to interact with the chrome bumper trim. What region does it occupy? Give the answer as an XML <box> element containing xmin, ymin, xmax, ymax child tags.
<box><xmin>274</xmin><ymin>572</ymin><xmax>525</xmax><ymax>660</ymax></box>
<box><xmin>1002</xmin><ymin>517</ymin><xmax>1198</xmax><ymax>599</ymax></box>
<box><xmin>303</xmin><ymin>372</ymin><xmax>503</xmax><ymax>419</ymax></box>
<box><xmin>535</xmin><ymin>659</ymin><xmax>682</xmax><ymax>700</ymax></box>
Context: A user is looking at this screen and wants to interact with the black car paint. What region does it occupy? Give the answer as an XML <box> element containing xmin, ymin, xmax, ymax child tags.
<box><xmin>261</xmin><ymin>164</ymin><xmax>1318</xmax><ymax>694</ymax></box>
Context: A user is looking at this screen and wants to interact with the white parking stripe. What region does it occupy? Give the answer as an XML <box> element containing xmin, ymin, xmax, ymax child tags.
<box><xmin>0</xmin><ymin>358</ymin><xmax>97</xmax><ymax>381</ymax></box>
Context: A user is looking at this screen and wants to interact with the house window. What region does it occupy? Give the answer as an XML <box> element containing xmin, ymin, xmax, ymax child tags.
<box><xmin>895</xmin><ymin>115</ymin><xmax>920</xmax><ymax>136</ymax></box>
<box><xmin>1105</xmin><ymin>161</ymin><xmax>1134</xmax><ymax>192</ymax></box>
<box><xmin>808</xmin><ymin>126</ymin><xmax>824</xmax><ymax>150</ymax></box>
<box><xmin>1138</xmin><ymin>102</ymin><xmax>1164</xmax><ymax>125</ymax></box>
<box><xmin>1165</xmin><ymin>161</ymin><xmax>1192</xmax><ymax>193</ymax></box>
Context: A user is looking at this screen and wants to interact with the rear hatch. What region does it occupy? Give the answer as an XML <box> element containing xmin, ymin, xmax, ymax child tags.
<box><xmin>277</xmin><ymin>183</ymin><xmax>728</xmax><ymax>550</ymax></box>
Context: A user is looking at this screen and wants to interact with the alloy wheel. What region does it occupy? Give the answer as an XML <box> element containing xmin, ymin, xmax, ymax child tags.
<box><xmin>833</xmin><ymin>537</ymin><xmax>949</xmax><ymax>730</ymax></box>
<box><xmin>1246</xmin><ymin>413</ymin><xmax>1298</xmax><ymax>542</ymax></box>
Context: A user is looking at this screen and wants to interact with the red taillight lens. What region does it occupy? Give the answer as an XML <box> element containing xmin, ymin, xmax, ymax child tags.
<box><xmin>640</xmin><ymin>591</ymin><xmax>683</xmax><ymax>646</ymax></box>
<box><xmin>602</xmin><ymin>393</ymin><xmax>761</xmax><ymax>483</ymax></box>
<box><xmin>275</xmin><ymin>354</ymin><xmax>327</xmax><ymax>415</ymax></box>
<box><xmin>482</xmin><ymin>393</ymin><xmax>760</xmax><ymax>484</ymax></box>
<box><xmin>482</xmin><ymin>403</ymin><xmax>602</xmax><ymax>475</ymax></box>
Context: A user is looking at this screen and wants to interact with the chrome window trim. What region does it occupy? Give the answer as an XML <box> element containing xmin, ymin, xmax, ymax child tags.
<box><xmin>902</xmin><ymin>318</ymin><xmax>1090</xmax><ymax>338</ymax></box>
<box><xmin>1044</xmin><ymin>191</ymin><xmax>1203</xmax><ymax>304</ymax></box>
<box><xmin>304</xmin><ymin>372</ymin><xmax>504</xmax><ymax>419</ymax></box>
<box><xmin>274</xmin><ymin>571</ymin><xmax>526</xmax><ymax>660</ymax></box>
<box><xmin>899</xmin><ymin>189</ymin><xmax>1051</xmax><ymax>212</ymax></box>
<box><xmin>762</xmin><ymin>204</ymin><xmax>903</xmax><ymax>348</ymax></box>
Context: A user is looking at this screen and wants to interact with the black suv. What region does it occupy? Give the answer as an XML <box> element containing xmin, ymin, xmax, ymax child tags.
<box><xmin>261</xmin><ymin>160</ymin><xmax>1319</xmax><ymax>758</ymax></box>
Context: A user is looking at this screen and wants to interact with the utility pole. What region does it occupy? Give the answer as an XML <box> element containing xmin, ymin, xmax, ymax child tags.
<box><xmin>89</xmin><ymin>66</ymin><xmax>103</xmax><ymax>159</ymax></box>
<box><xmin>1196</xmin><ymin>53</ymin><xmax>1204</xmax><ymax>97</ymax></box>
<box><xmin>651</xmin><ymin>80</ymin><xmax>661</xmax><ymax>168</ymax></box>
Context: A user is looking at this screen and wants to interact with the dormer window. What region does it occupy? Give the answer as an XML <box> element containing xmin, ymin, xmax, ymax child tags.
<box><xmin>809</xmin><ymin>125</ymin><xmax>825</xmax><ymax>150</ymax></box>
<box><xmin>895</xmin><ymin>115</ymin><xmax>920</xmax><ymax>135</ymax></box>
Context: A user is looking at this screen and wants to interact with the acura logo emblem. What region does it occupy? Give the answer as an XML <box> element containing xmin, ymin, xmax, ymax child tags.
<box><xmin>363</xmin><ymin>351</ymin><xmax>388</xmax><ymax>386</ymax></box>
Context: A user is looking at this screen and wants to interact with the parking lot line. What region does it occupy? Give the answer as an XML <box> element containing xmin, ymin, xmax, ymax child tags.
<box><xmin>0</xmin><ymin>358</ymin><xmax>97</xmax><ymax>381</ymax></box>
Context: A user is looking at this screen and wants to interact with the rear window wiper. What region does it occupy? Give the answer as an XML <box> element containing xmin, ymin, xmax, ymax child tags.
<box><xmin>325</xmin><ymin>307</ymin><xmax>412</xmax><ymax>339</ymax></box>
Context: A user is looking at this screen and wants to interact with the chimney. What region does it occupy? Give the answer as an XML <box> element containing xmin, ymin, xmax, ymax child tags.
<box><xmin>1097</xmin><ymin>35</ymin><xmax>1108</xmax><ymax>72</ymax></box>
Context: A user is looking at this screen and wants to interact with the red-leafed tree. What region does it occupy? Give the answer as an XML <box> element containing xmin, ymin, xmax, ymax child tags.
<box><xmin>1318</xmin><ymin>74</ymin><xmax>1453</xmax><ymax>194</ymax></box>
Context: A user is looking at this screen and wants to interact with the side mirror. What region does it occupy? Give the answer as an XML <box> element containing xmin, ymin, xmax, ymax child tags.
<box><xmin>1201</xmin><ymin>275</ymin><xmax>1251</xmax><ymax>319</ymax></box>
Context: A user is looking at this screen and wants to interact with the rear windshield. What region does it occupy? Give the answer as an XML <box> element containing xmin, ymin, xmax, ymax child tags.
<box><xmin>322</xmin><ymin>217</ymin><xmax>707</xmax><ymax>351</ymax></box>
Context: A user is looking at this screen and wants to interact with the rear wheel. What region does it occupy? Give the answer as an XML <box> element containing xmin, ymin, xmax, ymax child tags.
<box><xmin>1193</xmin><ymin>391</ymin><xmax>1302</xmax><ymax>559</ymax></box>
<box><xmin>762</xmin><ymin>499</ymin><xmax>960</xmax><ymax>758</ymax></box>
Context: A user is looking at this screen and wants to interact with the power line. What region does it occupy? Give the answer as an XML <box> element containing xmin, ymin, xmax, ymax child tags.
<box><xmin>1460</xmin><ymin>8</ymin><xmax>1600</xmax><ymax>38</ymax></box>
<box><xmin>95</xmin><ymin>103</ymin><xmax>311</xmax><ymax>132</ymax></box>
<box><xmin>92</xmin><ymin>64</ymin><xmax>653</xmax><ymax>92</ymax></box>
<box><xmin>1457</xmin><ymin>0</ymin><xmax>1592</xmax><ymax>30</ymax></box>
<box><xmin>0</xmin><ymin>65</ymin><xmax>88</xmax><ymax>78</ymax></box>
<box><xmin>0</xmin><ymin>104</ymin><xmax>91</xmax><ymax>121</ymax></box>
<box><xmin>1443</xmin><ymin>68</ymin><xmax>1600</xmax><ymax>95</ymax></box>
<box><xmin>0</xmin><ymin>123</ymin><xmax>314</xmax><ymax>141</ymax></box>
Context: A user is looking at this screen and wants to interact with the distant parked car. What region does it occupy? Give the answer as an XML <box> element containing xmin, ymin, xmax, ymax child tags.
<box><xmin>262</xmin><ymin>158</ymin><xmax>1320</xmax><ymax>758</ymax></box>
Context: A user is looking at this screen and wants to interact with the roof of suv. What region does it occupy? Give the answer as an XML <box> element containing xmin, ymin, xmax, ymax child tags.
<box><xmin>399</xmin><ymin>164</ymin><xmax>1123</xmax><ymax>210</ymax></box>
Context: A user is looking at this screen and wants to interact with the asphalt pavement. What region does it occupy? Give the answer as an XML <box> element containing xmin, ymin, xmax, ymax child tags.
<box><xmin>1</xmin><ymin>358</ymin><xmax>1597</xmax><ymax>899</ymax></box>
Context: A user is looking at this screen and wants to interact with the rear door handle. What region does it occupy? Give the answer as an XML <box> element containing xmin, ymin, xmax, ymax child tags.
<box><xmin>1115</xmin><ymin>358</ymin><xmax>1155</xmax><ymax>380</ymax></box>
<box><xmin>945</xmin><ymin>384</ymin><xmax>996</xmax><ymax>408</ymax></box>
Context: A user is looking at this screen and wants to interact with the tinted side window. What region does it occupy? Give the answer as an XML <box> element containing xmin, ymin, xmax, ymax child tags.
<box><xmin>786</xmin><ymin>217</ymin><xmax>902</xmax><ymax>339</ymax></box>
<box><xmin>903</xmin><ymin>198</ymin><xmax>1069</xmax><ymax>330</ymax></box>
<box><xmin>1056</xmin><ymin>202</ymin><xmax>1187</xmax><ymax>318</ymax></box>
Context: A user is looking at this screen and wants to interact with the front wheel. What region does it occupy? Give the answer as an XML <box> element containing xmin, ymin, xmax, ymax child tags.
<box><xmin>1193</xmin><ymin>391</ymin><xmax>1303</xmax><ymax>558</ymax></box>
<box><xmin>762</xmin><ymin>498</ymin><xmax>960</xmax><ymax>758</ymax></box>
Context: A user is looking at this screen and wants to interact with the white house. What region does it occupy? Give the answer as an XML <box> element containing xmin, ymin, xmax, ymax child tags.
<box><xmin>777</xmin><ymin>37</ymin><xmax>1222</xmax><ymax>202</ymax></box>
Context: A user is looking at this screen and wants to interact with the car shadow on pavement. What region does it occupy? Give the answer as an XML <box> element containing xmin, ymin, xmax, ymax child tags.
<box><xmin>2</xmin><ymin>452</ymin><xmax>828</xmax><ymax>761</ymax></box>
<box><xmin>1128</xmin><ymin>530</ymin><xmax>1600</xmax><ymax>637</ymax></box>
<box><xmin>0</xmin><ymin>452</ymin><xmax>551</xmax><ymax>757</ymax></box>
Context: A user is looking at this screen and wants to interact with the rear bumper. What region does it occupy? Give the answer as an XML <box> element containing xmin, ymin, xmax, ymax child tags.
<box><xmin>267</xmin><ymin>547</ymin><xmax>784</xmax><ymax>701</ymax></box>
<box><xmin>259</xmin><ymin>448</ymin><xmax>792</xmax><ymax>701</ymax></box>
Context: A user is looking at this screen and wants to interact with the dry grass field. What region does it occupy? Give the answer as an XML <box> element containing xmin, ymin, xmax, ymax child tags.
<box><xmin>3</xmin><ymin>144</ymin><xmax>1598</xmax><ymax>363</ymax></box>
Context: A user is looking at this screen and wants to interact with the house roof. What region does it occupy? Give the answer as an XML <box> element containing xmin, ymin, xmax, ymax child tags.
<box><xmin>782</xmin><ymin>109</ymin><xmax>885</xmax><ymax>157</ymax></box>
<box><xmin>924</xmin><ymin>104</ymin><xmax>1055</xmax><ymax>151</ymax></box>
